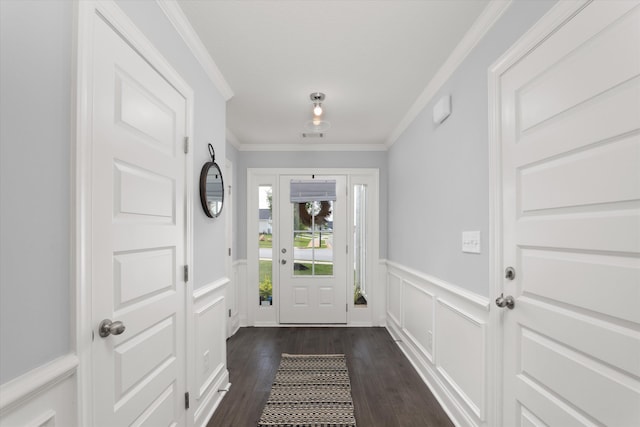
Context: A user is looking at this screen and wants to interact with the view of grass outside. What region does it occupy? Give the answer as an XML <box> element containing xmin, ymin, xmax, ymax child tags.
<box><xmin>260</xmin><ymin>259</ymin><xmax>333</xmax><ymax>278</ymax></box>
<box><xmin>292</xmin><ymin>233</ymin><xmax>330</xmax><ymax>248</ymax></box>
<box><xmin>259</xmin><ymin>234</ymin><xmax>272</xmax><ymax>248</ymax></box>
<box><xmin>259</xmin><ymin>259</ymin><xmax>273</xmax><ymax>305</ymax></box>
<box><xmin>259</xmin><ymin>233</ymin><xmax>332</xmax><ymax>249</ymax></box>
<box><xmin>258</xmin><ymin>184</ymin><xmax>273</xmax><ymax>305</ymax></box>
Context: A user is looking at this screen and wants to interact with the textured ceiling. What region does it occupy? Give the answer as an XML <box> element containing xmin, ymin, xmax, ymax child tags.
<box><xmin>177</xmin><ymin>0</ymin><xmax>490</xmax><ymax>149</ymax></box>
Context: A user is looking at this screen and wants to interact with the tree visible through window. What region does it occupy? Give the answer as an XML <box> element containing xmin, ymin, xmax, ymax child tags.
<box><xmin>292</xmin><ymin>201</ymin><xmax>334</xmax><ymax>276</ymax></box>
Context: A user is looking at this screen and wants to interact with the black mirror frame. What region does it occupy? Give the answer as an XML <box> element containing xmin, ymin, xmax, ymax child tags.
<box><xmin>199</xmin><ymin>144</ymin><xmax>224</xmax><ymax>218</ymax></box>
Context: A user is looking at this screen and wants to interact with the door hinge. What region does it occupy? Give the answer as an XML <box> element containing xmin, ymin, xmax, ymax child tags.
<box><xmin>346</xmin><ymin>245</ymin><xmax>348</xmax><ymax>254</ymax></box>
<box><xmin>184</xmin><ymin>392</ymin><xmax>190</xmax><ymax>410</ymax></box>
<box><xmin>228</xmin><ymin>309</ymin><xmax>232</xmax><ymax>318</ymax></box>
<box><xmin>228</xmin><ymin>248</ymin><xmax>231</xmax><ymax>257</ymax></box>
<box><xmin>183</xmin><ymin>136</ymin><xmax>189</xmax><ymax>154</ymax></box>
<box><xmin>346</xmin><ymin>303</ymin><xmax>349</xmax><ymax>312</ymax></box>
<box><xmin>228</xmin><ymin>185</ymin><xmax>232</xmax><ymax>196</ymax></box>
<box><xmin>184</xmin><ymin>265</ymin><xmax>189</xmax><ymax>282</ymax></box>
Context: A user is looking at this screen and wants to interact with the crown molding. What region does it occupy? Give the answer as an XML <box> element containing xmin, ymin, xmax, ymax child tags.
<box><xmin>385</xmin><ymin>0</ymin><xmax>512</xmax><ymax>148</ymax></box>
<box><xmin>226</xmin><ymin>128</ymin><xmax>242</xmax><ymax>150</ymax></box>
<box><xmin>237</xmin><ymin>143</ymin><xmax>388</xmax><ymax>152</ymax></box>
<box><xmin>156</xmin><ymin>0</ymin><xmax>234</xmax><ymax>101</ymax></box>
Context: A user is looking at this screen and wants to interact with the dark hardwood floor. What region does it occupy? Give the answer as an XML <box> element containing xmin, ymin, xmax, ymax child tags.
<box><xmin>207</xmin><ymin>327</ymin><xmax>453</xmax><ymax>427</ymax></box>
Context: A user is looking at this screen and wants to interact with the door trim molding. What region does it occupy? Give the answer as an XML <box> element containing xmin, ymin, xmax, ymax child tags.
<box><xmin>74</xmin><ymin>2</ymin><xmax>194</xmax><ymax>425</ymax></box>
<box><xmin>487</xmin><ymin>1</ymin><xmax>590</xmax><ymax>426</ymax></box>
<box><xmin>246</xmin><ymin>168</ymin><xmax>380</xmax><ymax>327</ymax></box>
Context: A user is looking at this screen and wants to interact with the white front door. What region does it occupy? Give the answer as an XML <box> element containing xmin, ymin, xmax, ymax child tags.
<box><xmin>91</xmin><ymin>14</ymin><xmax>188</xmax><ymax>427</ymax></box>
<box><xmin>279</xmin><ymin>175</ymin><xmax>347</xmax><ymax>323</ymax></box>
<box><xmin>498</xmin><ymin>2</ymin><xmax>640</xmax><ymax>426</ymax></box>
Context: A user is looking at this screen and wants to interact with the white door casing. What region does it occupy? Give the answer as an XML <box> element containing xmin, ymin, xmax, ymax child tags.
<box><xmin>225</xmin><ymin>160</ymin><xmax>236</xmax><ymax>337</ymax></box>
<box><xmin>279</xmin><ymin>175</ymin><xmax>348</xmax><ymax>324</ymax></box>
<box><xmin>493</xmin><ymin>1</ymin><xmax>640</xmax><ymax>426</ymax></box>
<box><xmin>90</xmin><ymin>12</ymin><xmax>189</xmax><ymax>427</ymax></box>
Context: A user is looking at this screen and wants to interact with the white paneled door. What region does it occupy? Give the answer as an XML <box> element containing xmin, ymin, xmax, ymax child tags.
<box><xmin>498</xmin><ymin>2</ymin><xmax>640</xmax><ymax>426</ymax></box>
<box><xmin>279</xmin><ymin>175</ymin><xmax>347</xmax><ymax>324</ymax></box>
<box><xmin>91</xmin><ymin>15</ymin><xmax>188</xmax><ymax>427</ymax></box>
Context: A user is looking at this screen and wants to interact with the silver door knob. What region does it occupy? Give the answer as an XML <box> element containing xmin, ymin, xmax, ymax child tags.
<box><xmin>495</xmin><ymin>293</ymin><xmax>515</xmax><ymax>310</ymax></box>
<box><xmin>99</xmin><ymin>319</ymin><xmax>126</xmax><ymax>337</ymax></box>
<box><xmin>281</xmin><ymin>259</ymin><xmax>287</xmax><ymax>265</ymax></box>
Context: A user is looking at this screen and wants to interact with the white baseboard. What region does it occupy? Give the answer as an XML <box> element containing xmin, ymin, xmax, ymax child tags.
<box><xmin>229</xmin><ymin>313</ymin><xmax>241</xmax><ymax>336</ymax></box>
<box><xmin>194</xmin><ymin>373</ymin><xmax>230</xmax><ymax>427</ymax></box>
<box><xmin>383</xmin><ymin>261</ymin><xmax>491</xmax><ymax>427</ymax></box>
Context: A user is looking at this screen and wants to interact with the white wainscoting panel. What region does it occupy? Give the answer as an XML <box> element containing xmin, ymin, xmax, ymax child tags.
<box><xmin>436</xmin><ymin>298</ymin><xmax>486</xmax><ymax>420</ymax></box>
<box><xmin>384</xmin><ymin>261</ymin><xmax>490</xmax><ymax>427</ymax></box>
<box><xmin>386</xmin><ymin>271</ymin><xmax>402</xmax><ymax>327</ymax></box>
<box><xmin>234</xmin><ymin>260</ymin><xmax>248</xmax><ymax>328</ymax></box>
<box><xmin>376</xmin><ymin>259</ymin><xmax>388</xmax><ymax>326</ymax></box>
<box><xmin>0</xmin><ymin>355</ymin><xmax>78</xmax><ymax>427</ymax></box>
<box><xmin>402</xmin><ymin>280</ymin><xmax>435</xmax><ymax>362</ymax></box>
<box><xmin>227</xmin><ymin>260</ymin><xmax>243</xmax><ymax>337</ymax></box>
<box><xmin>191</xmin><ymin>278</ymin><xmax>230</xmax><ymax>427</ymax></box>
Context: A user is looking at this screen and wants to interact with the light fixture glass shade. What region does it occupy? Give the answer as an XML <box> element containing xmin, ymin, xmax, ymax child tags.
<box><xmin>305</xmin><ymin>120</ymin><xmax>331</xmax><ymax>132</ymax></box>
<box><xmin>313</xmin><ymin>103</ymin><xmax>323</xmax><ymax>116</ymax></box>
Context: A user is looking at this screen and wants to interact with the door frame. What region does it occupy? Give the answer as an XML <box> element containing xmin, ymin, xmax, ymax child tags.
<box><xmin>74</xmin><ymin>2</ymin><xmax>194</xmax><ymax>425</ymax></box>
<box><xmin>246</xmin><ymin>168</ymin><xmax>380</xmax><ymax>327</ymax></box>
<box><xmin>278</xmin><ymin>174</ymin><xmax>348</xmax><ymax>324</ymax></box>
<box><xmin>487</xmin><ymin>1</ymin><xmax>591</xmax><ymax>425</ymax></box>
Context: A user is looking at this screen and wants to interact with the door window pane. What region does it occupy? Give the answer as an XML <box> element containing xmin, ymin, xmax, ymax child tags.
<box><xmin>354</xmin><ymin>184</ymin><xmax>367</xmax><ymax>306</ymax></box>
<box><xmin>259</xmin><ymin>186</ymin><xmax>273</xmax><ymax>306</ymax></box>
<box><xmin>292</xmin><ymin>201</ymin><xmax>333</xmax><ymax>276</ymax></box>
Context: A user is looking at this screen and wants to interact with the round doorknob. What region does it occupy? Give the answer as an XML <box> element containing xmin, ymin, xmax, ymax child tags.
<box><xmin>99</xmin><ymin>319</ymin><xmax>126</xmax><ymax>338</ymax></box>
<box><xmin>281</xmin><ymin>259</ymin><xmax>287</xmax><ymax>265</ymax></box>
<box><xmin>495</xmin><ymin>293</ymin><xmax>515</xmax><ymax>310</ymax></box>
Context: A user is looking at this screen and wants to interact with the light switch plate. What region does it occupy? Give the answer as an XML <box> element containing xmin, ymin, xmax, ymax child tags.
<box><xmin>462</xmin><ymin>231</ymin><xmax>481</xmax><ymax>254</ymax></box>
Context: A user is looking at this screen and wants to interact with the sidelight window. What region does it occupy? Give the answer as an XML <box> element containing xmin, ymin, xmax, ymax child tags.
<box><xmin>258</xmin><ymin>185</ymin><xmax>273</xmax><ymax>306</ymax></box>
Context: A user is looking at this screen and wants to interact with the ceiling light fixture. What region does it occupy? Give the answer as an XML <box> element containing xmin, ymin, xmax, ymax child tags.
<box><xmin>310</xmin><ymin>92</ymin><xmax>325</xmax><ymax>117</ymax></box>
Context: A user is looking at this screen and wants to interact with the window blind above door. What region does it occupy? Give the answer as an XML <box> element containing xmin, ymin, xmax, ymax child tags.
<box><xmin>290</xmin><ymin>180</ymin><xmax>336</xmax><ymax>202</ymax></box>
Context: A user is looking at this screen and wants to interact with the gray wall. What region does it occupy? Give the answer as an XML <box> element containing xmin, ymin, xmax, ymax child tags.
<box><xmin>387</xmin><ymin>0</ymin><xmax>556</xmax><ymax>296</ymax></box>
<box><xmin>233</xmin><ymin>150</ymin><xmax>388</xmax><ymax>260</ymax></box>
<box><xmin>0</xmin><ymin>0</ymin><xmax>73</xmax><ymax>384</ymax></box>
<box><xmin>0</xmin><ymin>0</ymin><xmax>227</xmax><ymax>384</ymax></box>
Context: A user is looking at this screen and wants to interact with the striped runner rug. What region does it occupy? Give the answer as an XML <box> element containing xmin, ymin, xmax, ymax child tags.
<box><xmin>258</xmin><ymin>354</ymin><xmax>357</xmax><ymax>427</ymax></box>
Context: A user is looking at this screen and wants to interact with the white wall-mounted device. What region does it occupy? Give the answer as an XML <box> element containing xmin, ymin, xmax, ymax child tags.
<box><xmin>433</xmin><ymin>94</ymin><xmax>451</xmax><ymax>125</ymax></box>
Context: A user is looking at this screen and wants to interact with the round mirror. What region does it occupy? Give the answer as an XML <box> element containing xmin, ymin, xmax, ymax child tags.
<box><xmin>199</xmin><ymin>144</ymin><xmax>224</xmax><ymax>218</ymax></box>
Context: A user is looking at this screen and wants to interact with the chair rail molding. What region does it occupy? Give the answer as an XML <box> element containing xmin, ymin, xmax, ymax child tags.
<box><xmin>0</xmin><ymin>354</ymin><xmax>78</xmax><ymax>427</ymax></box>
<box><xmin>0</xmin><ymin>354</ymin><xmax>78</xmax><ymax>414</ymax></box>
